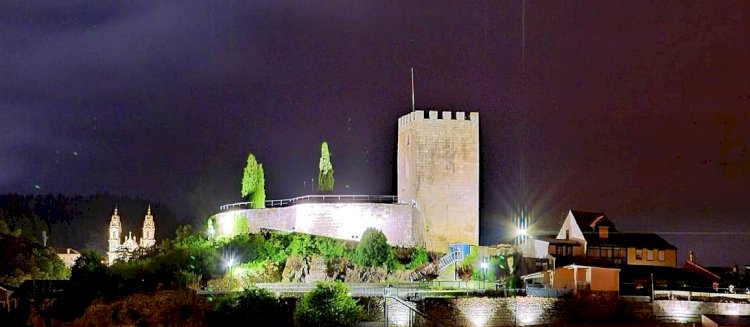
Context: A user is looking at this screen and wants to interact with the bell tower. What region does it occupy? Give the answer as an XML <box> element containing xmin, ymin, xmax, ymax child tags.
<box><xmin>107</xmin><ymin>207</ymin><xmax>122</xmax><ymax>265</ymax></box>
<box><xmin>140</xmin><ymin>205</ymin><xmax>156</xmax><ymax>248</ymax></box>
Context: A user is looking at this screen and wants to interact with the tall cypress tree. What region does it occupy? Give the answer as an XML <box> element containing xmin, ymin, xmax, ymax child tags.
<box><xmin>241</xmin><ymin>153</ymin><xmax>266</xmax><ymax>208</ymax></box>
<box><xmin>318</xmin><ymin>142</ymin><xmax>334</xmax><ymax>192</ymax></box>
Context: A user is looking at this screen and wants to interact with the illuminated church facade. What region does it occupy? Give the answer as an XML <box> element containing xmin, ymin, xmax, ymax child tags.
<box><xmin>106</xmin><ymin>206</ymin><xmax>156</xmax><ymax>265</ymax></box>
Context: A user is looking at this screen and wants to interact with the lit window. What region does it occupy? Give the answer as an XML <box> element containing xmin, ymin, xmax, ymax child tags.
<box><xmin>647</xmin><ymin>249</ymin><xmax>654</xmax><ymax>261</ymax></box>
<box><xmin>636</xmin><ymin>249</ymin><xmax>643</xmax><ymax>260</ymax></box>
<box><xmin>658</xmin><ymin>250</ymin><xmax>665</xmax><ymax>261</ymax></box>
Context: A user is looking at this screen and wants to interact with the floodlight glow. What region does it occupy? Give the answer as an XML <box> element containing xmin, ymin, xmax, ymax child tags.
<box><xmin>480</xmin><ymin>262</ymin><xmax>488</xmax><ymax>269</ymax></box>
<box><xmin>225</xmin><ymin>259</ymin><xmax>235</xmax><ymax>268</ymax></box>
<box><xmin>217</xmin><ymin>214</ymin><xmax>236</xmax><ymax>235</ymax></box>
<box><xmin>517</xmin><ymin>228</ymin><xmax>527</xmax><ymax>237</ymax></box>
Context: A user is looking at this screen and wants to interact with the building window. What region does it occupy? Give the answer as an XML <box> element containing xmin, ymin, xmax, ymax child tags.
<box><xmin>602</xmin><ymin>247</ymin><xmax>612</xmax><ymax>259</ymax></box>
<box><xmin>566</xmin><ymin>246</ymin><xmax>573</xmax><ymax>256</ymax></box>
<box><xmin>636</xmin><ymin>249</ymin><xmax>642</xmax><ymax>260</ymax></box>
<box><xmin>658</xmin><ymin>250</ymin><xmax>665</xmax><ymax>262</ymax></box>
<box><xmin>647</xmin><ymin>249</ymin><xmax>654</xmax><ymax>261</ymax></box>
<box><xmin>590</xmin><ymin>246</ymin><xmax>600</xmax><ymax>258</ymax></box>
<box><xmin>555</xmin><ymin>245</ymin><xmax>565</xmax><ymax>256</ymax></box>
<box><xmin>614</xmin><ymin>248</ymin><xmax>626</xmax><ymax>259</ymax></box>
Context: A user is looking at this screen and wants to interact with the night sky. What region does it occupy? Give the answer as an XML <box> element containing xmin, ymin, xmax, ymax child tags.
<box><xmin>2</xmin><ymin>1</ymin><xmax>749</xmax><ymax>266</ymax></box>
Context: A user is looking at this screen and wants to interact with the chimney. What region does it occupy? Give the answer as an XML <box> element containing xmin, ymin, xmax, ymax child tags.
<box><xmin>598</xmin><ymin>226</ymin><xmax>609</xmax><ymax>239</ymax></box>
<box><xmin>688</xmin><ymin>250</ymin><xmax>695</xmax><ymax>263</ymax></box>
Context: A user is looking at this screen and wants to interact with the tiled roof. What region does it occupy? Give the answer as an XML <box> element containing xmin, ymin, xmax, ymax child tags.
<box><xmin>570</xmin><ymin>210</ymin><xmax>617</xmax><ymax>232</ymax></box>
<box><xmin>585</xmin><ymin>232</ymin><xmax>677</xmax><ymax>250</ymax></box>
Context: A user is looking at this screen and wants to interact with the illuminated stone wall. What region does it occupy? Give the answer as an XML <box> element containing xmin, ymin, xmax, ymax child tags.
<box><xmin>211</xmin><ymin>203</ymin><xmax>414</xmax><ymax>246</ymax></box>
<box><xmin>407</xmin><ymin>297</ymin><xmax>750</xmax><ymax>326</ymax></box>
<box><xmin>397</xmin><ymin>110</ymin><xmax>479</xmax><ymax>252</ymax></box>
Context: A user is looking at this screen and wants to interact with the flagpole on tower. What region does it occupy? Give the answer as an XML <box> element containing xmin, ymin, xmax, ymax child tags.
<box><xmin>411</xmin><ymin>67</ymin><xmax>415</xmax><ymax>112</ymax></box>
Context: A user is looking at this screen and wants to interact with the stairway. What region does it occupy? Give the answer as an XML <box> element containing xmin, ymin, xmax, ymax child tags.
<box><xmin>408</xmin><ymin>250</ymin><xmax>463</xmax><ymax>282</ymax></box>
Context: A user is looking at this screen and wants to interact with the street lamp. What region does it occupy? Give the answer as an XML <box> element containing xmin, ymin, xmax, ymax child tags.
<box><xmin>480</xmin><ymin>259</ymin><xmax>488</xmax><ymax>289</ymax></box>
<box><xmin>225</xmin><ymin>259</ymin><xmax>235</xmax><ymax>290</ymax></box>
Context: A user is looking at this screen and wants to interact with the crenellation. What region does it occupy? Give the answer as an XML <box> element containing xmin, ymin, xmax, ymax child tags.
<box><xmin>399</xmin><ymin>110</ymin><xmax>479</xmax><ymax>125</ymax></box>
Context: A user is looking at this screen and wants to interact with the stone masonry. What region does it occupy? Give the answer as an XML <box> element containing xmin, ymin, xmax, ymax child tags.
<box><xmin>213</xmin><ymin>203</ymin><xmax>414</xmax><ymax>246</ymax></box>
<box><xmin>397</xmin><ymin>110</ymin><xmax>479</xmax><ymax>252</ymax></box>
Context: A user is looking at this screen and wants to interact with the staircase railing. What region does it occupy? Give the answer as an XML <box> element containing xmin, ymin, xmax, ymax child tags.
<box><xmin>439</xmin><ymin>250</ymin><xmax>463</xmax><ymax>270</ymax></box>
<box><xmin>409</xmin><ymin>250</ymin><xmax>463</xmax><ymax>282</ymax></box>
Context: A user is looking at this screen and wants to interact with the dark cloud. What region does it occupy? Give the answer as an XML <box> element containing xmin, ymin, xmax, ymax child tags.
<box><xmin>1</xmin><ymin>1</ymin><xmax>749</xmax><ymax>266</ymax></box>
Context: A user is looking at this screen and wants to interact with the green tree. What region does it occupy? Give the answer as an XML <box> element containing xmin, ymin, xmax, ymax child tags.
<box><xmin>211</xmin><ymin>287</ymin><xmax>288</xmax><ymax>325</ymax></box>
<box><xmin>408</xmin><ymin>247</ymin><xmax>430</xmax><ymax>269</ymax></box>
<box><xmin>354</xmin><ymin>228</ymin><xmax>390</xmax><ymax>268</ymax></box>
<box><xmin>0</xmin><ymin>234</ymin><xmax>68</xmax><ymax>286</ymax></box>
<box><xmin>294</xmin><ymin>282</ymin><xmax>363</xmax><ymax>327</ymax></box>
<box><xmin>241</xmin><ymin>153</ymin><xmax>266</xmax><ymax>208</ymax></box>
<box><xmin>70</xmin><ymin>251</ymin><xmax>107</xmax><ymax>290</ymax></box>
<box><xmin>318</xmin><ymin>141</ymin><xmax>334</xmax><ymax>192</ymax></box>
<box><xmin>251</xmin><ymin>165</ymin><xmax>266</xmax><ymax>208</ymax></box>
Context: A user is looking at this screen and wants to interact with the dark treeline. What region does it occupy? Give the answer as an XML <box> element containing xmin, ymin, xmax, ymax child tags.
<box><xmin>0</xmin><ymin>193</ymin><xmax>182</xmax><ymax>254</ymax></box>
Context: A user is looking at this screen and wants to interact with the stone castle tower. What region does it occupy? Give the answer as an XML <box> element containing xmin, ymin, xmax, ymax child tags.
<box><xmin>397</xmin><ymin>110</ymin><xmax>479</xmax><ymax>252</ymax></box>
<box><xmin>107</xmin><ymin>206</ymin><xmax>156</xmax><ymax>265</ymax></box>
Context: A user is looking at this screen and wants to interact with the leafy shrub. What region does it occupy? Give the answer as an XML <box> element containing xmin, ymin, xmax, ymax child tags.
<box><xmin>211</xmin><ymin>286</ymin><xmax>289</xmax><ymax>325</ymax></box>
<box><xmin>354</xmin><ymin>228</ymin><xmax>391</xmax><ymax>268</ymax></box>
<box><xmin>294</xmin><ymin>282</ymin><xmax>363</xmax><ymax>327</ymax></box>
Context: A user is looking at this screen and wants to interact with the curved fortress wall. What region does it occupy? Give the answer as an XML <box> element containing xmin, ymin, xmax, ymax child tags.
<box><xmin>397</xmin><ymin>110</ymin><xmax>479</xmax><ymax>252</ymax></box>
<box><xmin>213</xmin><ymin>203</ymin><xmax>414</xmax><ymax>246</ymax></box>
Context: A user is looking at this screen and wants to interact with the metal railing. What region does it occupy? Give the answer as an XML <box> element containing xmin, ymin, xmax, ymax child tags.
<box><xmin>438</xmin><ymin>250</ymin><xmax>463</xmax><ymax>270</ymax></box>
<box><xmin>409</xmin><ymin>251</ymin><xmax>464</xmax><ymax>282</ymax></box>
<box><xmin>219</xmin><ymin>195</ymin><xmax>399</xmax><ymax>211</ymax></box>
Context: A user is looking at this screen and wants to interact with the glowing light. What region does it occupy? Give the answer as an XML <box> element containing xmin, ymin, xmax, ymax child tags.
<box><xmin>232</xmin><ymin>267</ymin><xmax>246</xmax><ymax>278</ymax></box>
<box><xmin>480</xmin><ymin>262</ymin><xmax>488</xmax><ymax>269</ymax></box>
<box><xmin>517</xmin><ymin>228</ymin><xmax>527</xmax><ymax>237</ymax></box>
<box><xmin>216</xmin><ymin>214</ymin><xmax>236</xmax><ymax>235</ymax></box>
<box><xmin>458</xmin><ymin>298</ymin><xmax>494</xmax><ymax>327</ymax></box>
<box><xmin>295</xmin><ymin>204</ymin><xmax>314</xmax><ymax>231</ymax></box>
<box><xmin>225</xmin><ymin>259</ymin><xmax>235</xmax><ymax>268</ymax></box>
<box><xmin>514</xmin><ymin>297</ymin><xmax>545</xmax><ymax>326</ymax></box>
<box><xmin>385</xmin><ymin>298</ymin><xmax>412</xmax><ymax>327</ymax></box>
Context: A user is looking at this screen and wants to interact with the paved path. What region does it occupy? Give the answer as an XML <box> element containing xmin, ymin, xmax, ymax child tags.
<box><xmin>196</xmin><ymin>282</ymin><xmax>493</xmax><ymax>299</ymax></box>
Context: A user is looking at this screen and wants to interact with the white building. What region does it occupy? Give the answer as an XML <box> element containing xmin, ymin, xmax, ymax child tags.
<box><xmin>106</xmin><ymin>206</ymin><xmax>156</xmax><ymax>265</ymax></box>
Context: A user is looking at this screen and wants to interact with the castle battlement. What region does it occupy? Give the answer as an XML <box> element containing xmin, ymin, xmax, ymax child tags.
<box><xmin>398</xmin><ymin>110</ymin><xmax>479</xmax><ymax>129</ymax></box>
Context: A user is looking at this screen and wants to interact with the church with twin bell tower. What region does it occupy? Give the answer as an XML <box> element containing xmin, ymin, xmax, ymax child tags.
<box><xmin>107</xmin><ymin>206</ymin><xmax>156</xmax><ymax>265</ymax></box>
